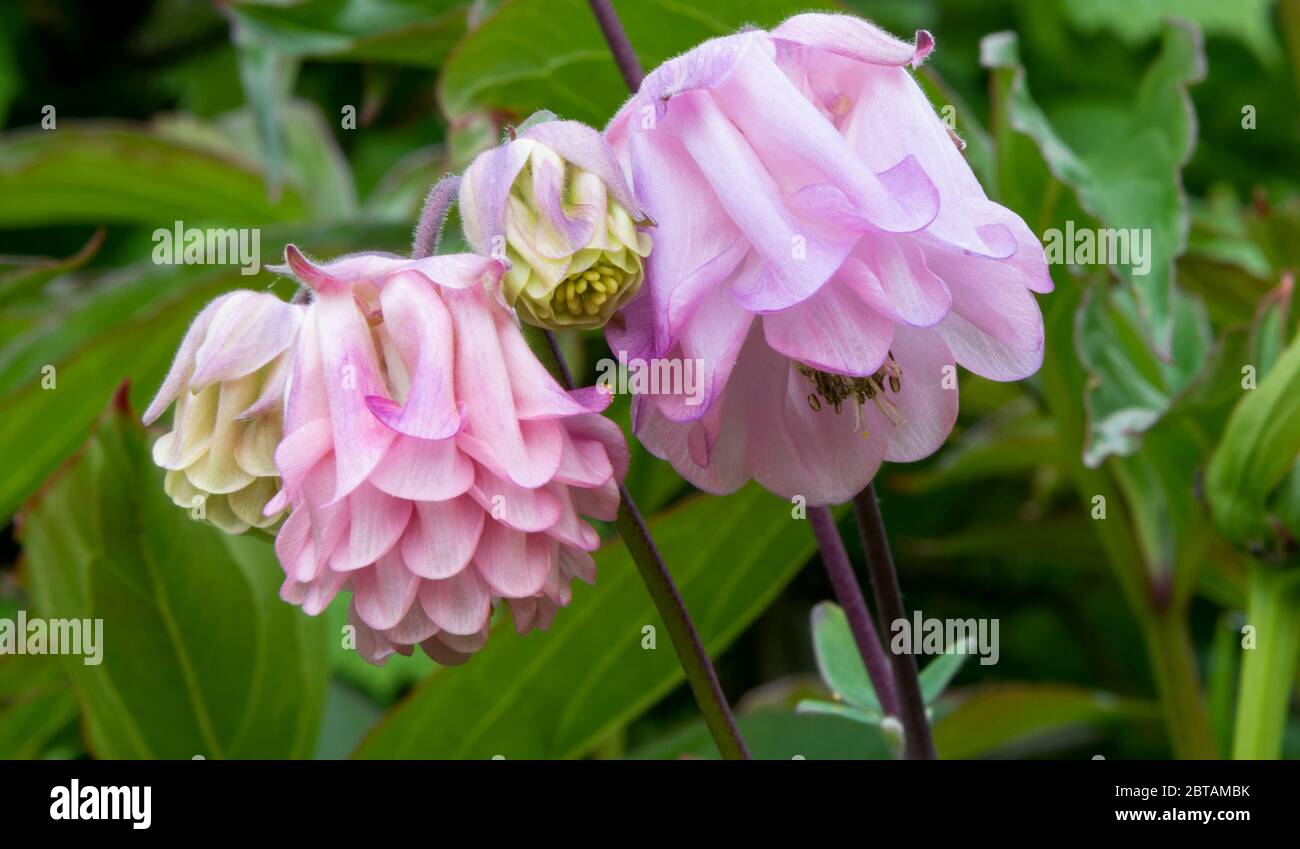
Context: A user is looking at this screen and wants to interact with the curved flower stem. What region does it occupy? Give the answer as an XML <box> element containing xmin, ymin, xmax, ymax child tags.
<box><xmin>807</xmin><ymin>506</ymin><xmax>900</xmax><ymax>718</ymax></box>
<box><xmin>411</xmin><ymin>173</ymin><xmax>461</xmax><ymax>259</ymax></box>
<box><xmin>538</xmin><ymin>329</ymin><xmax>750</xmax><ymax>760</ymax></box>
<box><xmin>852</xmin><ymin>485</ymin><xmax>937</xmax><ymax>759</ymax></box>
<box><xmin>587</xmin><ymin>0</ymin><xmax>644</xmax><ymax>90</ymax></box>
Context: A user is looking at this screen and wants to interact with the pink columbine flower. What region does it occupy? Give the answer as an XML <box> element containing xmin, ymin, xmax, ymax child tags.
<box><xmin>603</xmin><ymin>13</ymin><xmax>1052</xmax><ymax>505</ymax></box>
<box><xmin>266</xmin><ymin>246</ymin><xmax>627</xmax><ymax>666</ymax></box>
<box><xmin>459</xmin><ymin>117</ymin><xmax>652</xmax><ymax>330</ymax></box>
<box><xmin>144</xmin><ymin>290</ymin><xmax>301</xmax><ymax>533</ymax></box>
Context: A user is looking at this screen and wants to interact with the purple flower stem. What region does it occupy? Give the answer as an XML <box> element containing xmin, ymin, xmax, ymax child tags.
<box><xmin>852</xmin><ymin>484</ymin><xmax>937</xmax><ymax>759</ymax></box>
<box><xmin>538</xmin><ymin>329</ymin><xmax>750</xmax><ymax>760</ymax></box>
<box><xmin>411</xmin><ymin>173</ymin><xmax>461</xmax><ymax>259</ymax></box>
<box><xmin>587</xmin><ymin>0</ymin><xmax>645</xmax><ymax>90</ymax></box>
<box><xmin>807</xmin><ymin>506</ymin><xmax>900</xmax><ymax>719</ymax></box>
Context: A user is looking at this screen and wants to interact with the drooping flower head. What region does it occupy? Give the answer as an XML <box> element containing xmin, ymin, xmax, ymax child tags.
<box><xmin>144</xmin><ymin>290</ymin><xmax>301</xmax><ymax>533</ymax></box>
<box><xmin>604</xmin><ymin>13</ymin><xmax>1052</xmax><ymax>505</ymax></box>
<box><xmin>459</xmin><ymin>117</ymin><xmax>652</xmax><ymax>330</ymax></box>
<box><xmin>267</xmin><ymin>246</ymin><xmax>627</xmax><ymax>666</ymax></box>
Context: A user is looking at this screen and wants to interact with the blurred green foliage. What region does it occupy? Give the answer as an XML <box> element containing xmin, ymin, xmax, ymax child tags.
<box><xmin>1</xmin><ymin>0</ymin><xmax>1298</xmax><ymax>760</ymax></box>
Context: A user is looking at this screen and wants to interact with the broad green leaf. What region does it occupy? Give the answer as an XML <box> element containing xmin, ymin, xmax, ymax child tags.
<box><xmin>0</xmin><ymin>654</ymin><xmax>79</xmax><ymax>759</ymax></box>
<box><xmin>20</xmin><ymin>399</ymin><xmax>330</xmax><ymax>758</ymax></box>
<box><xmin>981</xmin><ymin>24</ymin><xmax>1207</xmax><ymax>461</ymax></box>
<box><xmin>1061</xmin><ymin>0</ymin><xmax>1281</xmax><ymax>66</ymax></box>
<box><xmin>810</xmin><ymin>601</ymin><xmax>881</xmax><ymax>713</ymax></box>
<box><xmin>230</xmin><ymin>0</ymin><xmax>469</xmax><ymax>67</ymax></box>
<box><xmin>1206</xmin><ymin>332</ymin><xmax>1300</xmax><ymax>549</ymax></box>
<box><xmin>933</xmin><ymin>684</ymin><xmax>1156</xmax><ymax>759</ymax></box>
<box><xmin>439</xmin><ymin>0</ymin><xmax>834</xmax><ymax>126</ymax></box>
<box><xmin>159</xmin><ymin>102</ymin><xmax>359</xmax><ymax>221</ymax></box>
<box><xmin>795</xmin><ymin>698</ymin><xmax>882</xmax><ymax>727</ymax></box>
<box><xmin>0</xmin><ymin>125</ymin><xmax>309</xmax><ymax>227</ymax></box>
<box><xmin>1077</xmin><ymin>284</ymin><xmax>1212</xmax><ymax>466</ymax></box>
<box><xmin>354</xmin><ymin>485</ymin><xmax>818</xmax><ymax>759</ymax></box>
<box><xmin>0</xmin><ymin>221</ymin><xmax>411</xmax><ymax>524</ymax></box>
<box><xmin>632</xmin><ymin>711</ymin><xmax>890</xmax><ymax>760</ymax></box>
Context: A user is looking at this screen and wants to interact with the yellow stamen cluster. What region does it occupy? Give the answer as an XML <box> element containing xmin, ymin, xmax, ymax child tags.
<box><xmin>797</xmin><ymin>353</ymin><xmax>905</xmax><ymax>434</ymax></box>
<box><xmin>550</xmin><ymin>261</ymin><xmax>626</xmax><ymax>318</ymax></box>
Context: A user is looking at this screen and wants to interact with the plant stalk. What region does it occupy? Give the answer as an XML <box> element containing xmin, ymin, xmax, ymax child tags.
<box><xmin>1232</xmin><ymin>563</ymin><xmax>1300</xmax><ymax>759</ymax></box>
<box><xmin>537</xmin><ymin>328</ymin><xmax>750</xmax><ymax>760</ymax></box>
<box><xmin>807</xmin><ymin>506</ymin><xmax>900</xmax><ymax>718</ymax></box>
<box><xmin>852</xmin><ymin>485</ymin><xmax>937</xmax><ymax>759</ymax></box>
<box><xmin>587</xmin><ymin>0</ymin><xmax>644</xmax><ymax>90</ymax></box>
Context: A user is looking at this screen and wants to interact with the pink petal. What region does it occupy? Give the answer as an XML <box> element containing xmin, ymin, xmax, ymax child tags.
<box><xmin>314</xmin><ymin>286</ymin><xmax>396</xmax><ymax>501</ymax></box>
<box><xmin>473</xmin><ymin>521</ymin><xmax>550</xmax><ymax>597</ymax></box>
<box><xmin>418</xmin><ymin>568</ymin><xmax>492</xmax><ymax>636</ymax></box>
<box><xmin>772</xmin><ymin>13</ymin><xmax>933</xmax><ymax>67</ymax></box>
<box><xmin>469</xmin><ymin>465</ymin><xmax>562</xmax><ymax>532</ymax></box>
<box><xmin>351</xmin><ymin>547</ymin><xmax>419</xmax><ymax>630</ymax></box>
<box><xmin>365</xmin><ymin>270</ymin><xmax>461</xmax><ymax>440</ymax></box>
<box><xmin>458</xmin><ymin>139</ymin><xmax>531</xmax><ymax>255</ymax></box>
<box><xmin>762</xmin><ymin>276</ymin><xmax>893</xmax><ymax>376</ymax></box>
<box><xmin>876</xmin><ymin>325</ymin><xmax>958</xmax><ymax>462</ymax></box>
<box><xmin>400</xmin><ymin>495</ymin><xmax>484</xmax><ymax>580</ymax></box>
<box><xmin>328</xmin><ymin>482</ymin><xmax>412</xmax><ymax>573</ymax></box>
<box><xmin>368</xmin><ymin>434</ymin><xmax>474</xmax><ymax>501</ymax></box>
<box><xmin>522</xmin><ymin>119</ymin><xmax>643</xmax><ymax>219</ymax></box>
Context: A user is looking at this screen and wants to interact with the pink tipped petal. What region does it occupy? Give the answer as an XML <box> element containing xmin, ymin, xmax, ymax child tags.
<box><xmin>351</xmin><ymin>548</ymin><xmax>419</xmax><ymax>630</ymax></box>
<box><xmin>369</xmin><ymin>435</ymin><xmax>474</xmax><ymax>501</ymax></box>
<box><xmin>419</xmin><ymin>568</ymin><xmax>492</xmax><ymax>636</ymax></box>
<box><xmin>713</xmin><ymin>43</ymin><xmax>937</xmax><ymax>235</ymax></box>
<box><xmin>473</xmin><ymin>521</ymin><xmax>550</xmax><ymax>597</ymax></box>
<box><xmin>284</xmin><ymin>244</ymin><xmax>347</xmax><ymax>294</ymax></box>
<box><xmin>665</xmin><ymin>91</ymin><xmax>854</xmax><ymax>312</ymax></box>
<box><xmin>314</xmin><ymin>288</ymin><xmax>396</xmax><ymax>501</ymax></box>
<box><xmin>497</xmin><ymin>316</ymin><xmax>603</xmax><ymax>420</ymax></box>
<box><xmin>400</xmin><ymin>496</ymin><xmax>484</xmax><ymax>580</ymax></box>
<box><xmin>470</xmin><ymin>466</ymin><xmax>562</xmax><ymax>533</ymax></box>
<box><xmin>366</xmin><ymin>271</ymin><xmax>461</xmax><ymax>440</ymax></box>
<box><xmin>932</xmin><ymin>311</ymin><xmax>1044</xmax><ymax>381</ymax></box>
<box><xmin>522</xmin><ymin>119</ymin><xmax>643</xmax><ymax>219</ymax></box>
<box><xmin>773</xmin><ymin>13</ymin><xmax>933</xmax><ymax>67</ymax></box>
<box><xmin>275</xmin><ymin>507</ymin><xmax>318</xmax><ymax>582</ymax></box>
<box><xmin>877</xmin><ymin>325</ymin><xmax>958</xmax><ymax>462</ymax></box>
<box><xmin>762</xmin><ymin>278</ymin><xmax>894</xmax><ymax>377</ymax></box>
<box><xmin>554</xmin><ymin>430</ymin><xmax>615</xmax><ymax>487</ymax></box>
<box><xmin>855</xmin><ymin>233</ymin><xmax>951</xmax><ymax>328</ymax></box>
<box><xmin>458</xmin><ymin>139</ymin><xmax>531</xmax><ymax>255</ymax></box>
<box><xmin>381</xmin><ymin>600</ymin><xmax>440</xmax><ymax>646</ymax></box>
<box><xmin>406</xmin><ymin>254</ymin><xmax>506</xmax><ymax>291</ymax></box>
<box><xmin>328</xmin><ymin>482</ymin><xmax>412</xmax><ymax>573</ymax></box>
<box><xmin>142</xmin><ymin>293</ymin><xmax>231</xmax><ymax>424</ymax></box>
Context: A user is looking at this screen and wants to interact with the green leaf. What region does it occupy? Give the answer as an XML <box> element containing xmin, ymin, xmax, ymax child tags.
<box><xmin>981</xmin><ymin>23</ymin><xmax>1207</xmax><ymax>460</ymax></box>
<box><xmin>1206</xmin><ymin>332</ymin><xmax>1300</xmax><ymax>549</ymax></box>
<box><xmin>0</xmin><ymin>221</ymin><xmax>410</xmax><ymax>524</ymax></box>
<box><xmin>933</xmin><ymin>684</ymin><xmax>1156</xmax><ymax>759</ymax></box>
<box><xmin>919</xmin><ymin>644</ymin><xmax>972</xmax><ymax>704</ymax></box>
<box><xmin>229</xmin><ymin>0</ymin><xmax>469</xmax><ymax>67</ymax></box>
<box><xmin>809</xmin><ymin>601</ymin><xmax>881</xmax><ymax>714</ymax></box>
<box><xmin>439</xmin><ymin>0</ymin><xmax>834</xmax><ymax>126</ymax></box>
<box><xmin>19</xmin><ymin>398</ymin><xmax>330</xmax><ymax>758</ymax></box>
<box><xmin>0</xmin><ymin>654</ymin><xmax>79</xmax><ymax>759</ymax></box>
<box><xmin>354</xmin><ymin>485</ymin><xmax>818</xmax><ymax>759</ymax></box>
<box><xmin>1061</xmin><ymin>0</ymin><xmax>1281</xmax><ymax>66</ymax></box>
<box><xmin>0</xmin><ymin>125</ymin><xmax>309</xmax><ymax>227</ymax></box>
<box><xmin>632</xmin><ymin>711</ymin><xmax>890</xmax><ymax>760</ymax></box>
<box><xmin>794</xmin><ymin>698</ymin><xmax>882</xmax><ymax>726</ymax></box>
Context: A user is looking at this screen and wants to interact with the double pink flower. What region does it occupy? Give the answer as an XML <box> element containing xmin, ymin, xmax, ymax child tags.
<box><xmin>604</xmin><ymin>13</ymin><xmax>1051</xmax><ymax>505</ymax></box>
<box><xmin>266</xmin><ymin>248</ymin><xmax>626</xmax><ymax>664</ymax></box>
